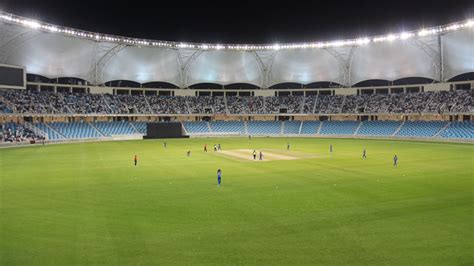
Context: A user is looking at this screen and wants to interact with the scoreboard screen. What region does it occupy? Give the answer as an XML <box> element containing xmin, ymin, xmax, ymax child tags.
<box><xmin>146</xmin><ymin>122</ymin><xmax>185</xmax><ymax>138</ymax></box>
<box><xmin>0</xmin><ymin>65</ymin><xmax>25</xmax><ymax>88</ymax></box>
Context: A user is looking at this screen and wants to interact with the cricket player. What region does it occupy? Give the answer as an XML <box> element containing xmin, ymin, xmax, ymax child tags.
<box><xmin>362</xmin><ymin>148</ymin><xmax>367</xmax><ymax>159</ymax></box>
<box><xmin>134</xmin><ymin>155</ymin><xmax>138</xmax><ymax>166</ymax></box>
<box><xmin>393</xmin><ymin>155</ymin><xmax>398</xmax><ymax>166</ymax></box>
<box><xmin>217</xmin><ymin>169</ymin><xmax>222</xmax><ymax>187</ymax></box>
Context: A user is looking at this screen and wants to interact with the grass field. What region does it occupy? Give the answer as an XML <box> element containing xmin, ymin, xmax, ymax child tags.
<box><xmin>0</xmin><ymin>137</ymin><xmax>473</xmax><ymax>265</ymax></box>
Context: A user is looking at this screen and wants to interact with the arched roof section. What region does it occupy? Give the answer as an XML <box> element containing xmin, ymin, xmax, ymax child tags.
<box><xmin>186</xmin><ymin>50</ymin><xmax>261</xmax><ymax>87</ymax></box>
<box><xmin>104</xmin><ymin>79</ymin><xmax>141</xmax><ymax>88</ymax></box>
<box><xmin>447</xmin><ymin>72</ymin><xmax>474</xmax><ymax>82</ymax></box>
<box><xmin>352</xmin><ymin>79</ymin><xmax>391</xmax><ymax>87</ymax></box>
<box><xmin>101</xmin><ymin>46</ymin><xmax>180</xmax><ymax>86</ymax></box>
<box><xmin>392</xmin><ymin>77</ymin><xmax>435</xmax><ymax>85</ymax></box>
<box><xmin>269</xmin><ymin>49</ymin><xmax>344</xmax><ymax>87</ymax></box>
<box><xmin>2</xmin><ymin>26</ymin><xmax>96</xmax><ymax>81</ymax></box>
<box><xmin>224</xmin><ymin>83</ymin><xmax>260</xmax><ymax>90</ymax></box>
<box><xmin>269</xmin><ymin>82</ymin><xmax>304</xmax><ymax>89</ymax></box>
<box><xmin>188</xmin><ymin>83</ymin><xmax>223</xmax><ymax>89</ymax></box>
<box><xmin>305</xmin><ymin>81</ymin><xmax>344</xmax><ymax>88</ymax></box>
<box><xmin>142</xmin><ymin>81</ymin><xmax>179</xmax><ymax>88</ymax></box>
<box><xmin>442</xmin><ymin>28</ymin><xmax>474</xmax><ymax>80</ymax></box>
<box><xmin>350</xmin><ymin>38</ymin><xmax>438</xmax><ymax>86</ymax></box>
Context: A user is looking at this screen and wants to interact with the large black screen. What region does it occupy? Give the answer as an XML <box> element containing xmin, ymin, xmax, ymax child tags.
<box><xmin>0</xmin><ymin>66</ymin><xmax>24</xmax><ymax>87</ymax></box>
<box><xmin>146</xmin><ymin>122</ymin><xmax>185</xmax><ymax>138</ymax></box>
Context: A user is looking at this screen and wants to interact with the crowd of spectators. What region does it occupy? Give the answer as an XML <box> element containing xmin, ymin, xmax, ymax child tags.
<box><xmin>106</xmin><ymin>94</ymin><xmax>152</xmax><ymax>114</ymax></box>
<box><xmin>264</xmin><ymin>96</ymin><xmax>304</xmax><ymax>114</ymax></box>
<box><xmin>147</xmin><ymin>96</ymin><xmax>188</xmax><ymax>114</ymax></box>
<box><xmin>0</xmin><ymin>89</ymin><xmax>471</xmax><ymax>115</ymax></box>
<box><xmin>315</xmin><ymin>95</ymin><xmax>345</xmax><ymax>114</ymax></box>
<box><xmin>339</xmin><ymin>90</ymin><xmax>472</xmax><ymax>114</ymax></box>
<box><xmin>186</xmin><ymin>96</ymin><xmax>226</xmax><ymax>114</ymax></box>
<box><xmin>1</xmin><ymin>123</ymin><xmax>45</xmax><ymax>142</ymax></box>
<box><xmin>227</xmin><ymin>96</ymin><xmax>266</xmax><ymax>114</ymax></box>
<box><xmin>303</xmin><ymin>95</ymin><xmax>317</xmax><ymax>113</ymax></box>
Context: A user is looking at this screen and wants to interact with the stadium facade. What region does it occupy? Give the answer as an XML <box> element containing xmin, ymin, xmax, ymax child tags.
<box><xmin>0</xmin><ymin>12</ymin><xmax>472</xmax><ymax>144</ymax></box>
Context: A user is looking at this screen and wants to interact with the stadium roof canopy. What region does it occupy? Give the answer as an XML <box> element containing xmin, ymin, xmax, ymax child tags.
<box><xmin>0</xmin><ymin>11</ymin><xmax>473</xmax><ymax>88</ymax></box>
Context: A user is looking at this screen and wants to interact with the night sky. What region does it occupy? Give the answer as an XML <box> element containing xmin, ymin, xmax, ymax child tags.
<box><xmin>1</xmin><ymin>0</ymin><xmax>473</xmax><ymax>44</ymax></box>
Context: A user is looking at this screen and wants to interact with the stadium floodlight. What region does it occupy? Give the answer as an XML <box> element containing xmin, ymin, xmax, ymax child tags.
<box><xmin>386</xmin><ymin>34</ymin><xmax>397</xmax><ymax>41</ymax></box>
<box><xmin>446</xmin><ymin>24</ymin><xmax>460</xmax><ymax>31</ymax></box>
<box><xmin>0</xmin><ymin>14</ymin><xmax>12</xmax><ymax>21</ymax></box>
<box><xmin>373</xmin><ymin>36</ymin><xmax>383</xmax><ymax>42</ymax></box>
<box><xmin>0</xmin><ymin>11</ymin><xmax>472</xmax><ymax>51</ymax></box>
<box><xmin>23</xmin><ymin>20</ymin><xmax>40</xmax><ymax>29</ymax></box>
<box><xmin>331</xmin><ymin>40</ymin><xmax>345</xmax><ymax>47</ymax></box>
<box><xmin>418</xmin><ymin>29</ymin><xmax>429</xmax><ymax>37</ymax></box>
<box><xmin>400</xmin><ymin>32</ymin><xmax>413</xmax><ymax>40</ymax></box>
<box><xmin>356</xmin><ymin>38</ymin><xmax>371</xmax><ymax>45</ymax></box>
<box><xmin>43</xmin><ymin>25</ymin><xmax>58</xmax><ymax>32</ymax></box>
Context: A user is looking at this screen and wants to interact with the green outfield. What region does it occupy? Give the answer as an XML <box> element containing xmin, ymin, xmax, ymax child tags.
<box><xmin>0</xmin><ymin>138</ymin><xmax>472</xmax><ymax>265</ymax></box>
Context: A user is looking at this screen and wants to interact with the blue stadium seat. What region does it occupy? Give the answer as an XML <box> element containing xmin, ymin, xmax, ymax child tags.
<box><xmin>48</xmin><ymin>122</ymin><xmax>102</xmax><ymax>139</ymax></box>
<box><xmin>396</xmin><ymin>121</ymin><xmax>446</xmax><ymax>137</ymax></box>
<box><xmin>131</xmin><ymin>122</ymin><xmax>147</xmax><ymax>134</ymax></box>
<box><xmin>94</xmin><ymin>121</ymin><xmax>137</xmax><ymax>136</ymax></box>
<box><xmin>247</xmin><ymin>121</ymin><xmax>281</xmax><ymax>135</ymax></box>
<box><xmin>6</xmin><ymin>120</ymin><xmax>471</xmax><ymax>141</ymax></box>
<box><xmin>34</xmin><ymin>123</ymin><xmax>63</xmax><ymax>140</ymax></box>
<box><xmin>320</xmin><ymin>121</ymin><xmax>359</xmax><ymax>135</ymax></box>
<box><xmin>209</xmin><ymin>121</ymin><xmax>245</xmax><ymax>134</ymax></box>
<box><xmin>283</xmin><ymin>121</ymin><xmax>301</xmax><ymax>134</ymax></box>
<box><xmin>183</xmin><ymin>121</ymin><xmax>210</xmax><ymax>133</ymax></box>
<box><xmin>439</xmin><ymin>121</ymin><xmax>474</xmax><ymax>139</ymax></box>
<box><xmin>4</xmin><ymin>122</ymin><xmax>17</xmax><ymax>133</ymax></box>
<box><xmin>357</xmin><ymin>121</ymin><xmax>401</xmax><ymax>136</ymax></box>
<box><xmin>300</xmin><ymin>121</ymin><xmax>321</xmax><ymax>134</ymax></box>
<box><xmin>0</xmin><ymin>102</ymin><xmax>12</xmax><ymax>113</ymax></box>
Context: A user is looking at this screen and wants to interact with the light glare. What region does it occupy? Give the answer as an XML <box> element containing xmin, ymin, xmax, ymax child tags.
<box><xmin>0</xmin><ymin>11</ymin><xmax>471</xmax><ymax>51</ymax></box>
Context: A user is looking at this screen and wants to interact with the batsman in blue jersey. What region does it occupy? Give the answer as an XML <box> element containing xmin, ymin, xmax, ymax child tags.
<box><xmin>217</xmin><ymin>169</ymin><xmax>222</xmax><ymax>187</ymax></box>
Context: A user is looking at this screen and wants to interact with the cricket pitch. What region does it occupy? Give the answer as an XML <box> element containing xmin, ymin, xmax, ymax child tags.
<box><xmin>218</xmin><ymin>149</ymin><xmax>315</xmax><ymax>161</ymax></box>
